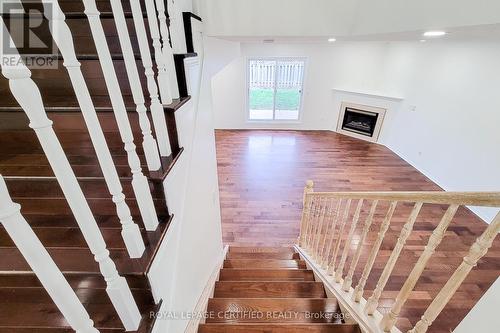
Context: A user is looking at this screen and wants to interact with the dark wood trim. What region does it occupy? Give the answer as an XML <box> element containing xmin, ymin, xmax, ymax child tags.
<box><xmin>138</xmin><ymin>300</ymin><xmax>163</xmax><ymax>333</ymax></box>
<box><xmin>163</xmin><ymin>96</ymin><xmax>191</xmax><ymax>157</ymax></box>
<box><xmin>165</xmin><ymin>105</ymin><xmax>181</xmax><ymax>156</ymax></box>
<box><xmin>182</xmin><ymin>12</ymin><xmax>202</xmax><ymax>53</ymax></box>
<box><xmin>174</xmin><ymin>53</ymin><xmax>197</xmax><ymax>98</ymax></box>
<box><xmin>145</xmin><ymin>215</ymin><xmax>174</xmax><ymax>275</ymax></box>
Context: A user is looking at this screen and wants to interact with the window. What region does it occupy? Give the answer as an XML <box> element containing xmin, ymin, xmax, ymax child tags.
<box><xmin>247</xmin><ymin>58</ymin><xmax>305</xmax><ymax>121</ymax></box>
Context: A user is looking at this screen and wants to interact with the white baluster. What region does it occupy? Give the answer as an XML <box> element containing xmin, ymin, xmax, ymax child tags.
<box><xmin>42</xmin><ymin>0</ymin><xmax>145</xmax><ymax>259</ymax></box>
<box><xmin>321</xmin><ymin>199</ymin><xmax>342</xmax><ymax>269</ymax></box>
<box><xmin>0</xmin><ymin>31</ymin><xmax>141</xmax><ymax>329</ymax></box>
<box><xmin>129</xmin><ymin>0</ymin><xmax>172</xmax><ymax>157</ymax></box>
<box><xmin>365</xmin><ymin>202</ymin><xmax>423</xmax><ymax>315</ymax></box>
<box><xmin>81</xmin><ymin>0</ymin><xmax>159</xmax><ymax>231</ymax></box>
<box><xmin>298</xmin><ymin>180</ymin><xmax>314</xmax><ymax>246</ymax></box>
<box><xmin>108</xmin><ymin>0</ymin><xmax>161</xmax><ymax>171</ymax></box>
<box><xmin>327</xmin><ymin>199</ymin><xmax>352</xmax><ymax>275</ymax></box>
<box><xmin>335</xmin><ymin>199</ymin><xmax>364</xmax><ymax>282</ymax></box>
<box><xmin>343</xmin><ymin>200</ymin><xmax>379</xmax><ymax>291</ymax></box>
<box><xmin>353</xmin><ymin>201</ymin><xmax>398</xmax><ymax>302</ymax></box>
<box><xmin>0</xmin><ymin>176</ymin><xmax>99</xmax><ymax>333</ymax></box>
<box><xmin>154</xmin><ymin>0</ymin><xmax>180</xmax><ymax>98</ymax></box>
<box><xmin>144</xmin><ymin>0</ymin><xmax>176</xmax><ymax>102</ymax></box>
<box><xmin>381</xmin><ymin>204</ymin><xmax>459</xmax><ymax>331</ymax></box>
<box><xmin>409</xmin><ymin>211</ymin><xmax>500</xmax><ymax>333</ymax></box>
<box><xmin>165</xmin><ymin>0</ymin><xmax>183</xmax><ymax>54</ymax></box>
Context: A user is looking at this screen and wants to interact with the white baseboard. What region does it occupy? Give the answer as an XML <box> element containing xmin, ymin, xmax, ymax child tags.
<box><xmin>184</xmin><ymin>245</ymin><xmax>229</xmax><ymax>333</ymax></box>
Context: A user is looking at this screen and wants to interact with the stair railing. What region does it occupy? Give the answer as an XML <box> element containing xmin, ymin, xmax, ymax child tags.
<box><xmin>0</xmin><ymin>25</ymin><xmax>141</xmax><ymax>329</ymax></box>
<box><xmin>80</xmin><ymin>0</ymin><xmax>160</xmax><ymax>230</ymax></box>
<box><xmin>153</xmin><ymin>0</ymin><xmax>180</xmax><ymax>98</ymax></box>
<box><xmin>0</xmin><ymin>176</ymin><xmax>99</xmax><ymax>333</ymax></box>
<box><xmin>42</xmin><ymin>0</ymin><xmax>146</xmax><ymax>259</ymax></box>
<box><xmin>143</xmin><ymin>0</ymin><xmax>174</xmax><ymax>103</ymax></box>
<box><xmin>297</xmin><ymin>180</ymin><xmax>500</xmax><ymax>333</ymax></box>
<box><xmin>129</xmin><ymin>0</ymin><xmax>172</xmax><ymax>157</ymax></box>
<box><xmin>107</xmin><ymin>0</ymin><xmax>162</xmax><ymax>171</ymax></box>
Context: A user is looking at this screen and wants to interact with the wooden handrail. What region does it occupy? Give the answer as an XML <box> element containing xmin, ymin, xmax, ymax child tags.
<box><xmin>297</xmin><ymin>180</ymin><xmax>500</xmax><ymax>333</ymax></box>
<box><xmin>307</xmin><ymin>191</ymin><xmax>500</xmax><ymax>206</ymax></box>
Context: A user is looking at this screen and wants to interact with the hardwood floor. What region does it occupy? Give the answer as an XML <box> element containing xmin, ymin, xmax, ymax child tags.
<box><xmin>215</xmin><ymin>129</ymin><xmax>500</xmax><ymax>333</ymax></box>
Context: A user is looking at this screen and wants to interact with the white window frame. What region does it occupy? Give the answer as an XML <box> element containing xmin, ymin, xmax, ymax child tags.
<box><xmin>246</xmin><ymin>57</ymin><xmax>307</xmax><ymax>123</ymax></box>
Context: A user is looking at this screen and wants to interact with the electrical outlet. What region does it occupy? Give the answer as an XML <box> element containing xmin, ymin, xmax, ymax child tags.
<box><xmin>409</xmin><ymin>105</ymin><xmax>417</xmax><ymax>112</ymax></box>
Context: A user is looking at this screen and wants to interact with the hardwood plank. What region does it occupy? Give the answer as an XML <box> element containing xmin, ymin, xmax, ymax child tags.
<box><xmin>198</xmin><ymin>323</ymin><xmax>362</xmax><ymax>333</ymax></box>
<box><xmin>219</xmin><ymin>269</ymin><xmax>315</xmax><ymax>282</ymax></box>
<box><xmin>226</xmin><ymin>252</ymin><xmax>300</xmax><ymax>260</ymax></box>
<box><xmin>214</xmin><ymin>282</ymin><xmax>326</xmax><ymax>298</ymax></box>
<box><xmin>223</xmin><ymin>259</ymin><xmax>307</xmax><ymax>269</ymax></box>
<box><xmin>215</xmin><ymin>130</ymin><xmax>500</xmax><ymax>333</ymax></box>
<box><xmin>206</xmin><ymin>298</ymin><xmax>341</xmax><ymax>323</ymax></box>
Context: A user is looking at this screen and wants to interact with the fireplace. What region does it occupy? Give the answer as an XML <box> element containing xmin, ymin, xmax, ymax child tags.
<box><xmin>336</xmin><ymin>102</ymin><xmax>386</xmax><ymax>142</ymax></box>
<box><xmin>341</xmin><ymin>108</ymin><xmax>378</xmax><ymax>137</ymax></box>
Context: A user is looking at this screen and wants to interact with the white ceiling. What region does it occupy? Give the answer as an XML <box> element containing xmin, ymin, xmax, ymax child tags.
<box><xmin>218</xmin><ymin>24</ymin><xmax>500</xmax><ymax>44</ymax></box>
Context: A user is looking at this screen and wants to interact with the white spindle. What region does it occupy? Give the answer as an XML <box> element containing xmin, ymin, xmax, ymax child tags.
<box><xmin>299</xmin><ymin>180</ymin><xmax>314</xmax><ymax>246</ymax></box>
<box><xmin>108</xmin><ymin>0</ymin><xmax>161</xmax><ymax>171</ymax></box>
<box><xmin>382</xmin><ymin>204</ymin><xmax>459</xmax><ymax>331</ymax></box>
<box><xmin>327</xmin><ymin>198</ymin><xmax>352</xmax><ymax>275</ymax></box>
<box><xmin>365</xmin><ymin>202</ymin><xmax>423</xmax><ymax>315</ymax></box>
<box><xmin>335</xmin><ymin>199</ymin><xmax>364</xmax><ymax>283</ymax></box>
<box><xmin>81</xmin><ymin>0</ymin><xmax>159</xmax><ymax>231</ymax></box>
<box><xmin>409</xmin><ymin>212</ymin><xmax>500</xmax><ymax>333</ymax></box>
<box><xmin>0</xmin><ymin>176</ymin><xmax>98</xmax><ymax>333</ymax></box>
<box><xmin>319</xmin><ymin>199</ymin><xmax>341</xmax><ymax>266</ymax></box>
<box><xmin>313</xmin><ymin>200</ymin><xmax>328</xmax><ymax>259</ymax></box>
<box><xmin>321</xmin><ymin>199</ymin><xmax>342</xmax><ymax>268</ymax></box>
<box><xmin>129</xmin><ymin>0</ymin><xmax>172</xmax><ymax>157</ymax></box>
<box><xmin>0</xmin><ymin>32</ymin><xmax>141</xmax><ymax>329</ymax></box>
<box><xmin>143</xmin><ymin>0</ymin><xmax>172</xmax><ymax>104</ymax></box>
<box><xmin>153</xmin><ymin>0</ymin><xmax>180</xmax><ymax>99</ymax></box>
<box><xmin>353</xmin><ymin>201</ymin><xmax>397</xmax><ymax>302</ymax></box>
<box><xmin>43</xmin><ymin>0</ymin><xmax>145</xmax><ymax>259</ymax></box>
<box><xmin>166</xmin><ymin>0</ymin><xmax>182</xmax><ymax>53</ymax></box>
<box><xmin>343</xmin><ymin>200</ymin><xmax>378</xmax><ymax>292</ymax></box>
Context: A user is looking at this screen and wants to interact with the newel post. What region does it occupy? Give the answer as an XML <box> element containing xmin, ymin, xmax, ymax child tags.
<box><xmin>0</xmin><ymin>176</ymin><xmax>99</xmax><ymax>333</ymax></box>
<box><xmin>298</xmin><ymin>180</ymin><xmax>314</xmax><ymax>246</ymax></box>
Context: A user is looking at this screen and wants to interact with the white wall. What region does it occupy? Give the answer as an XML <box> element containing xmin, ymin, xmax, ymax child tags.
<box><xmin>454</xmin><ymin>277</ymin><xmax>500</xmax><ymax>332</ymax></box>
<box><xmin>202</xmin><ymin>0</ymin><xmax>500</xmax><ymax>38</ymax></box>
<box><xmin>211</xmin><ymin>40</ymin><xmax>500</xmax><ymax>222</ymax></box>
<box><xmin>149</xmin><ymin>56</ymin><xmax>224</xmax><ymax>333</ymax></box>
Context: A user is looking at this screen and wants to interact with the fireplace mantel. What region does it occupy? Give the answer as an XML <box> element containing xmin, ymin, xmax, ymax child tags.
<box><xmin>332</xmin><ymin>88</ymin><xmax>404</xmax><ymax>102</ymax></box>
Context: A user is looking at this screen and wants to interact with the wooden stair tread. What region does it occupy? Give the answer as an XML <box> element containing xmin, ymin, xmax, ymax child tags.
<box><xmin>0</xmin><ymin>272</ymin><xmax>149</xmax><ymax>290</ymax></box>
<box><xmin>0</xmin><ymin>215</ymin><xmax>171</xmax><ymax>275</ymax></box>
<box><xmin>226</xmin><ymin>252</ymin><xmax>301</xmax><ymax>260</ymax></box>
<box><xmin>206</xmin><ymin>298</ymin><xmax>341</xmax><ymax>323</ymax></box>
<box><xmin>214</xmin><ymin>282</ymin><xmax>326</xmax><ymax>298</ymax></box>
<box><xmin>0</xmin><ymin>281</ymin><xmax>155</xmax><ymax>330</ymax></box>
<box><xmin>198</xmin><ymin>323</ymin><xmax>362</xmax><ymax>333</ymax></box>
<box><xmin>228</xmin><ymin>247</ymin><xmax>296</xmax><ymax>254</ymax></box>
<box><xmin>223</xmin><ymin>259</ymin><xmax>306</xmax><ymax>269</ymax></box>
<box><xmin>219</xmin><ymin>269</ymin><xmax>314</xmax><ymax>281</ymax></box>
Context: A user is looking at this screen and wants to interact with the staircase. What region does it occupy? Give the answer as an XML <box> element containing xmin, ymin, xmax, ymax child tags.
<box><xmin>198</xmin><ymin>247</ymin><xmax>362</xmax><ymax>333</ymax></box>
